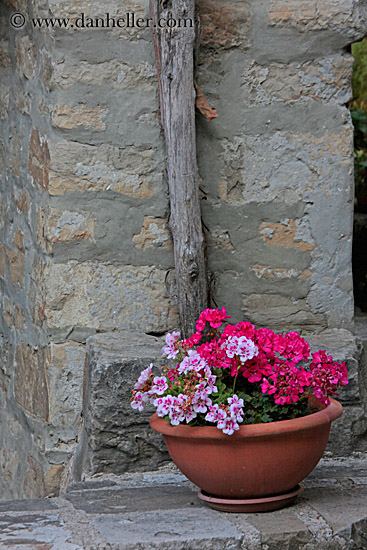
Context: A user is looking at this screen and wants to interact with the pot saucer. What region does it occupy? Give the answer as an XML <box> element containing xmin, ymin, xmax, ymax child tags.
<box><xmin>198</xmin><ymin>485</ymin><xmax>303</xmax><ymax>513</ymax></box>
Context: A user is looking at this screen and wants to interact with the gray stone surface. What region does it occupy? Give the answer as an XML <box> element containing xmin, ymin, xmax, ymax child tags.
<box><xmin>93</xmin><ymin>508</ymin><xmax>244</xmax><ymax>549</ymax></box>
<box><xmin>0</xmin><ymin>458</ymin><xmax>367</xmax><ymax>549</ymax></box>
<box><xmin>72</xmin><ymin>332</ymin><xmax>170</xmax><ymax>480</ymax></box>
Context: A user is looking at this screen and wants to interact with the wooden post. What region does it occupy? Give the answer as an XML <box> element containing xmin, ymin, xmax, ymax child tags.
<box><xmin>150</xmin><ymin>0</ymin><xmax>208</xmax><ymax>337</ymax></box>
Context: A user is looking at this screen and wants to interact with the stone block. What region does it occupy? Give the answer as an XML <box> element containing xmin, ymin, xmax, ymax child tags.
<box><xmin>28</xmin><ymin>129</ymin><xmax>50</xmax><ymax>190</ymax></box>
<box><xmin>0</xmin><ymin>445</ymin><xmax>20</xmax><ymax>496</ymax></box>
<box><xmin>66</xmin><ymin>484</ymin><xmax>202</xmax><ymax>514</ymax></box>
<box><xmin>215</xmin><ymin>129</ymin><xmax>353</xmax><ymax>206</ymax></box>
<box><xmin>6</xmin><ymin>246</ymin><xmax>25</xmax><ymax>287</ymax></box>
<box><xmin>133</xmin><ymin>216</ymin><xmax>172</xmax><ymax>250</ymax></box>
<box><xmin>0</xmin><ymin>39</ymin><xmax>11</xmax><ymax>69</ymax></box>
<box><xmin>48</xmin><ymin>137</ymin><xmax>163</xmax><ymax>197</ymax></box>
<box><xmin>44</xmin><ymin>464</ymin><xmax>65</xmax><ymax>497</ymax></box>
<box><xmin>8</xmin><ymin>130</ymin><xmax>21</xmax><ymax>177</ymax></box>
<box><xmin>92</xmin><ymin>508</ymin><xmax>243</xmax><ymax>548</ymax></box>
<box><xmin>3</xmin><ymin>297</ymin><xmax>25</xmax><ymax>330</ymax></box>
<box><xmin>13</xmin><ymin>83</ymin><xmax>32</xmax><ymax>115</ymax></box>
<box><xmin>44</xmin><ymin>261</ymin><xmax>178</xmax><ymax>333</ymax></box>
<box><xmin>13</xmin><ymin>229</ymin><xmax>24</xmax><ymax>252</ymax></box>
<box><xmin>327</xmin><ymin>406</ymin><xmax>367</xmax><ymax>455</ymax></box>
<box><xmin>197</xmin><ymin>0</ymin><xmax>251</xmax><ymax>50</ymax></box>
<box><xmin>0</xmin><ymin>510</ymin><xmax>81</xmax><ymax>549</ymax></box>
<box><xmin>242</xmin><ymin>293</ymin><xmax>325</xmax><ymax>332</ymax></box>
<box><xmin>47</xmin><ymin>341</ymin><xmax>86</xmax><ymax>428</ymax></box>
<box><xmin>240</xmin><ymin>54</ymin><xmax>353</xmax><ymax>106</ymax></box>
<box><xmin>52</xmin><ymin>104</ymin><xmax>107</xmax><ymax>130</ymax></box>
<box><xmin>268</xmin><ymin>0</ymin><xmax>367</xmax><ymax>37</ymax></box>
<box><xmin>0</xmin><ymin>246</ymin><xmax>6</xmax><ymax>278</ymax></box>
<box><xmin>0</xmin><ymin>85</ymin><xmax>9</xmax><ymax>120</ymax></box>
<box><xmin>15</xmin><ymin>190</ymin><xmax>31</xmax><ymax>217</ymax></box>
<box><xmin>15</xmin><ymin>35</ymin><xmax>36</xmax><ymax>80</ymax></box>
<box><xmin>260</xmin><ymin>219</ymin><xmax>315</xmax><ymax>251</ymax></box>
<box><xmin>14</xmin><ymin>344</ymin><xmax>50</xmax><ymax>421</ymax></box>
<box><xmin>44</xmin><ymin>208</ymin><xmax>95</xmax><ymax>245</ymax></box>
<box><xmin>23</xmin><ymin>455</ymin><xmax>45</xmax><ymax>499</ymax></box>
<box><xmin>51</xmin><ymin>57</ymin><xmax>155</xmax><ymax>91</ymax></box>
<box><xmin>72</xmin><ymin>332</ymin><xmax>170</xmax><ymax>478</ymax></box>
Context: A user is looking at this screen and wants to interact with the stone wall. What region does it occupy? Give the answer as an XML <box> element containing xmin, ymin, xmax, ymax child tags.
<box><xmin>1</xmin><ymin>0</ymin><xmax>367</xmax><ymax>499</ymax></box>
<box><xmin>0</xmin><ymin>0</ymin><xmax>57</xmax><ymax>499</ymax></box>
<box><xmin>197</xmin><ymin>0</ymin><xmax>367</xmax><ymax>332</ymax></box>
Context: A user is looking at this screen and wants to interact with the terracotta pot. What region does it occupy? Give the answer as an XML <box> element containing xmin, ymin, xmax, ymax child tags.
<box><xmin>150</xmin><ymin>398</ymin><xmax>342</xmax><ymax>512</ymax></box>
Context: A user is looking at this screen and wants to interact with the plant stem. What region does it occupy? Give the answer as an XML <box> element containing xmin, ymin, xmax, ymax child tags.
<box><xmin>232</xmin><ymin>357</ymin><xmax>240</xmax><ymax>393</ymax></box>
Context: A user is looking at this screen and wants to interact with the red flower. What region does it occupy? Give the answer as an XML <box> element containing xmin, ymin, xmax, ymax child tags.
<box><xmin>196</xmin><ymin>307</ymin><xmax>231</xmax><ymax>332</ymax></box>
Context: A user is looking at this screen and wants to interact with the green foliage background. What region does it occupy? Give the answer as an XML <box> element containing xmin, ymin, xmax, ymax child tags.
<box><xmin>352</xmin><ymin>38</ymin><xmax>367</xmax><ymax>104</ymax></box>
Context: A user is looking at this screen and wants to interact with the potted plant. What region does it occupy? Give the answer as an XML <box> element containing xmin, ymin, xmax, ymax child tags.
<box><xmin>131</xmin><ymin>308</ymin><xmax>347</xmax><ymax>512</ymax></box>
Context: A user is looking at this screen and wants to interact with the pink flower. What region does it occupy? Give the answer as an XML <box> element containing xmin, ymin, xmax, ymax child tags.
<box><xmin>162</xmin><ymin>331</ymin><xmax>181</xmax><ymax>359</ymax></box>
<box><xmin>183</xmin><ymin>332</ymin><xmax>203</xmax><ymax>347</ymax></box>
<box><xmin>222</xmin><ymin>335</ymin><xmax>258</xmax><ymax>362</ymax></box>
<box><xmin>192</xmin><ymin>391</ymin><xmax>212</xmax><ymax>413</ymax></box>
<box><xmin>169</xmin><ymin>401</ymin><xmax>185</xmax><ymax>426</ymax></box>
<box><xmin>205</xmin><ymin>404</ymin><xmax>227</xmax><ymax>423</ymax></box>
<box><xmin>197</xmin><ymin>341</ymin><xmax>230</xmax><ymax>369</ymax></box>
<box><xmin>220</xmin><ymin>417</ymin><xmax>240</xmax><ymax>436</ymax></box>
<box><xmin>151</xmin><ymin>376</ymin><xmax>168</xmax><ymax>395</ymax></box>
<box><xmin>309</xmin><ymin>351</ymin><xmax>348</xmax><ymax>405</ymax></box>
<box><xmin>261</xmin><ymin>363</ymin><xmax>311</xmax><ymax>405</ymax></box>
<box><xmin>156</xmin><ymin>394</ymin><xmax>174</xmax><ymax>416</ymax></box>
<box><xmin>175</xmin><ymin>394</ymin><xmax>197</xmax><ymax>424</ymax></box>
<box><xmin>134</xmin><ymin>364</ymin><xmax>153</xmax><ymax>390</ymax></box>
<box><xmin>130</xmin><ymin>392</ymin><xmax>148</xmax><ymax>411</ymax></box>
<box><xmin>204</xmin><ymin>373</ymin><xmax>218</xmax><ymax>394</ymax></box>
<box><xmin>196</xmin><ymin>307</ymin><xmax>231</xmax><ymax>332</ymax></box>
<box><xmin>178</xmin><ymin>350</ymin><xmax>207</xmax><ymax>375</ymax></box>
<box><xmin>275</xmin><ymin>332</ymin><xmax>310</xmax><ymax>362</ymax></box>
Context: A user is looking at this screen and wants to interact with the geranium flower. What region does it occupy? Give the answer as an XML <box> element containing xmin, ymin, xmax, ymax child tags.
<box><xmin>151</xmin><ymin>376</ymin><xmax>168</xmax><ymax>395</ymax></box>
<box><xmin>130</xmin><ymin>392</ymin><xmax>148</xmax><ymax>411</ymax></box>
<box><xmin>131</xmin><ymin>308</ymin><xmax>349</xmax><ymax>433</ymax></box>
<box><xmin>134</xmin><ymin>363</ymin><xmax>153</xmax><ymax>390</ymax></box>
<box><xmin>222</xmin><ymin>335</ymin><xmax>259</xmax><ymax>362</ymax></box>
<box><xmin>220</xmin><ymin>417</ymin><xmax>240</xmax><ymax>436</ymax></box>
<box><xmin>196</xmin><ymin>307</ymin><xmax>230</xmax><ymax>331</ymax></box>
<box><xmin>192</xmin><ymin>390</ymin><xmax>212</xmax><ymax>413</ymax></box>
<box><xmin>162</xmin><ymin>331</ymin><xmax>181</xmax><ymax>359</ymax></box>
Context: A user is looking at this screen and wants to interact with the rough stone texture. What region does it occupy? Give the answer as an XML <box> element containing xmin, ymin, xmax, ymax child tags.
<box><xmin>195</xmin><ymin>0</ymin><xmax>366</xmax><ymax>332</ymax></box>
<box><xmin>0</xmin><ymin>0</ymin><xmax>54</xmax><ymax>502</ymax></box>
<box><xmin>72</xmin><ymin>332</ymin><xmax>170</xmax><ymax>480</ymax></box>
<box><xmin>1</xmin><ymin>0</ymin><xmax>367</xmax><ymax>501</ymax></box>
<box><xmin>1</xmin><ymin>458</ymin><xmax>367</xmax><ymax>549</ymax></box>
<box><xmin>44</xmin><ymin>262</ymin><xmax>178</xmax><ymax>333</ymax></box>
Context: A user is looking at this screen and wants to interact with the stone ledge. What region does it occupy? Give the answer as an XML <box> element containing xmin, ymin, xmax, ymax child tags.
<box><xmin>1</xmin><ymin>457</ymin><xmax>367</xmax><ymax>549</ymax></box>
<box><xmin>72</xmin><ymin>332</ymin><xmax>170</xmax><ymax>481</ymax></box>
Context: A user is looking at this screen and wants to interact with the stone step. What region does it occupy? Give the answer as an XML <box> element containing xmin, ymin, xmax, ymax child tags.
<box><xmin>1</xmin><ymin>457</ymin><xmax>367</xmax><ymax>549</ymax></box>
<box><xmin>72</xmin><ymin>329</ymin><xmax>367</xmax><ymax>481</ymax></box>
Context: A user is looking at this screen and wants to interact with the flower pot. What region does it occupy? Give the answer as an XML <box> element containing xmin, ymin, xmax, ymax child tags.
<box><xmin>150</xmin><ymin>398</ymin><xmax>343</xmax><ymax>512</ymax></box>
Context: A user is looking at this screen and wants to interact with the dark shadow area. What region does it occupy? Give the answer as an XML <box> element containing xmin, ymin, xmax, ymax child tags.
<box><xmin>351</xmin><ymin>38</ymin><xmax>367</xmax><ymax>313</ymax></box>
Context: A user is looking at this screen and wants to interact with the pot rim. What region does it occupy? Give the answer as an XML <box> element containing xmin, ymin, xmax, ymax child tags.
<box><xmin>150</xmin><ymin>397</ymin><xmax>342</xmax><ymax>439</ymax></box>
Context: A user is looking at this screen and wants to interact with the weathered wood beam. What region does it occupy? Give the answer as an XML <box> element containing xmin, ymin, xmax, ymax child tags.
<box><xmin>150</xmin><ymin>0</ymin><xmax>209</xmax><ymax>337</ymax></box>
